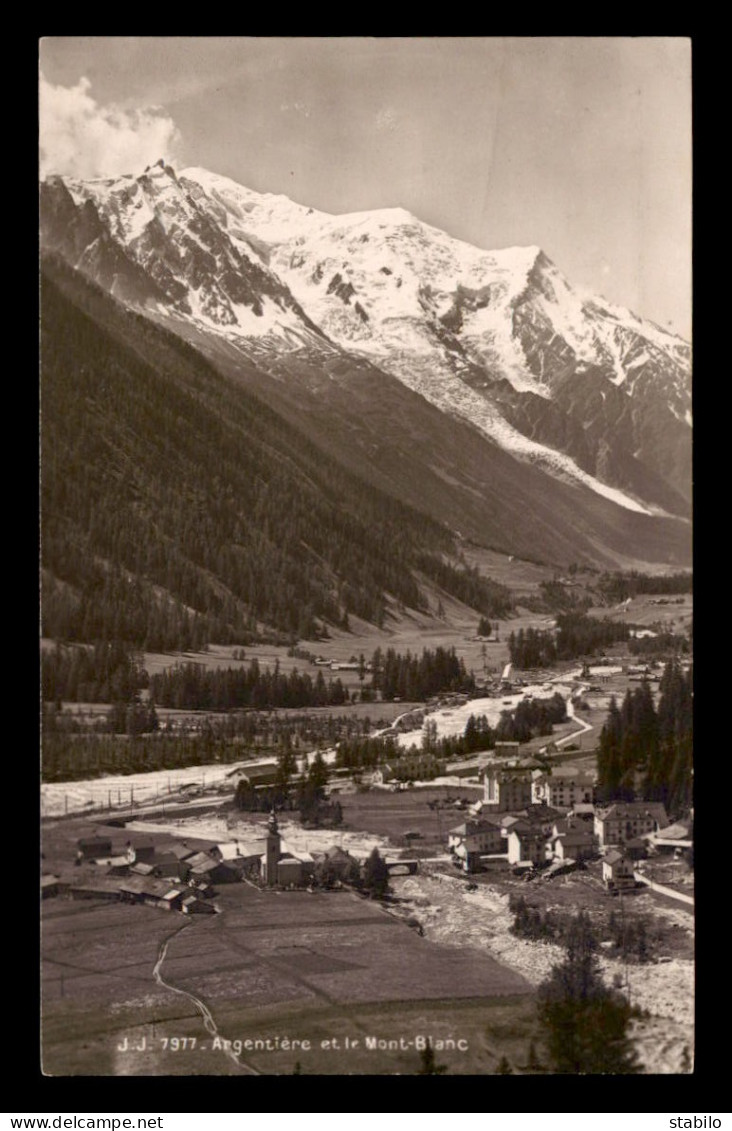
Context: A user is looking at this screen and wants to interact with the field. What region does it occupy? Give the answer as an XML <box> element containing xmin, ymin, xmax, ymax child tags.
<box><xmin>136</xmin><ymin>581</ymin><xmax>549</xmax><ymax>693</ymax></box>
<box><xmin>141</xmin><ymin>589</ymin><xmax>691</xmax><ymax>707</ymax></box>
<box><xmin>459</xmin><ymin>546</ymin><xmax>558</xmax><ymax>593</ymax></box>
<box><xmin>585</xmin><ymin>592</ymin><xmax>693</xmax><ymax>634</ymax></box>
<box><xmin>126</xmin><ymin>792</ymin><xmax>481</xmax><ymax>860</ymax></box>
<box><xmin>338</xmin><ymin>786</ymin><xmax>482</xmax><ymax>849</ymax></box>
<box><xmin>42</xmin><ymin>742</ymin><xmax>695</xmax><ymax>1080</ymax></box>
<box><xmin>41</xmin><ymin>876</ymin><xmax>535</xmax><ymax>1076</ymax></box>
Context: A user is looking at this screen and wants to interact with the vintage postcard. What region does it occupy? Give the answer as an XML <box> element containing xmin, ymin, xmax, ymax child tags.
<box><xmin>39</xmin><ymin>36</ymin><xmax>692</xmax><ymax>1078</ymax></box>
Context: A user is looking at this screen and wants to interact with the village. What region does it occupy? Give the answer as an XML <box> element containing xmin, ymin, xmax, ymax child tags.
<box><xmin>41</xmin><ymin>637</ymin><xmax>694</xmax><ymax>1076</ymax></box>
<box><xmin>42</xmin><ymin>742</ymin><xmax>693</xmax><ymax>911</ymax></box>
<box><xmin>41</xmin><ymin>638</ymin><xmax>695</xmax><ymax>922</ymax></box>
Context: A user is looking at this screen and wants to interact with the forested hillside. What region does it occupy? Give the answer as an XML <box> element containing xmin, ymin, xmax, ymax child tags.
<box><xmin>41</xmin><ymin>257</ymin><xmax>512</xmax><ymax>647</ymax></box>
<box><xmin>596</xmin><ymin>661</ymin><xmax>693</xmax><ymax>816</ymax></box>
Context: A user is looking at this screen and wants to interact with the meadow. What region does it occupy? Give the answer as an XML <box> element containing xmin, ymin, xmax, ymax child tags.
<box><xmin>41</xmin><ymin>875</ymin><xmax>534</xmax><ymax>1076</ymax></box>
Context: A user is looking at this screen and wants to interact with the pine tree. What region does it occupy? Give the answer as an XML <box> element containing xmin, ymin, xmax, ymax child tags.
<box><xmin>275</xmin><ymin>745</ymin><xmax>298</xmax><ymax>796</ymax></box>
<box><xmin>597</xmin><ymin>697</ymin><xmax>624</xmax><ymax>803</ymax></box>
<box><xmin>417</xmin><ymin>1040</ymin><xmax>447</xmax><ymax>1075</ymax></box>
<box><xmin>632</xmin><ymin>681</ymin><xmax>659</xmax><ymax>775</ymax></box>
<box><xmin>307</xmin><ymin>751</ymin><xmax>329</xmax><ymax>796</ymax></box>
<box><xmin>362</xmin><ymin>847</ymin><xmax>390</xmax><ymax>900</ymax></box>
<box><xmin>653</xmin><ymin>661</ymin><xmax>693</xmax><ymax>815</ymax></box>
<box><xmin>536</xmin><ymin>912</ymin><xmax>640</xmax><ymax>1075</ymax></box>
<box><xmin>618</xmin><ymin>690</ymin><xmax>639</xmax><ymax>797</ymax></box>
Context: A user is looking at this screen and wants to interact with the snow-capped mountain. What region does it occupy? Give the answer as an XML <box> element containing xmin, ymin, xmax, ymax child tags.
<box><xmin>40</xmin><ymin>160</ymin><xmax>691</xmax><ymax>524</ymax></box>
<box><xmin>40</xmin><ymin>162</ymin><xmax>326</xmax><ymax>349</ymax></box>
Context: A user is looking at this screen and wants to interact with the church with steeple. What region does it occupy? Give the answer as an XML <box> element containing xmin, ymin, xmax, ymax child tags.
<box><xmin>259</xmin><ymin>808</ymin><xmax>314</xmax><ymax>887</ymax></box>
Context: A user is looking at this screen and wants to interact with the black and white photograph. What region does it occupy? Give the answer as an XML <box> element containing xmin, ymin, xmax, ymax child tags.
<box><xmin>39</xmin><ymin>36</ymin><xmax>693</xmax><ymax>1078</ymax></box>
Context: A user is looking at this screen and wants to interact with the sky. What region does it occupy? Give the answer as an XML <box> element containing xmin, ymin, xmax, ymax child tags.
<box><xmin>39</xmin><ymin>37</ymin><xmax>692</xmax><ymax>338</ymax></box>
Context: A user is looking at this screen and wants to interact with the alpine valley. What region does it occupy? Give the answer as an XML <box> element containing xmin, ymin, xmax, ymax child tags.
<box><xmin>40</xmin><ymin>160</ymin><xmax>692</xmax><ymax>646</ymax></box>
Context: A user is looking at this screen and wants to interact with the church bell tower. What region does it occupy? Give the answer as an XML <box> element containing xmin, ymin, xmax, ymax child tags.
<box><xmin>264</xmin><ymin>808</ymin><xmax>281</xmax><ymax>886</ymax></box>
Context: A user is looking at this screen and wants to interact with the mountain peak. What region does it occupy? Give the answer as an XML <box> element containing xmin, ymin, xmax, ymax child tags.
<box><xmin>40</xmin><ymin>162</ymin><xmax>691</xmax><ymax>525</ymax></box>
<box><xmin>486</xmin><ymin>243</ymin><xmax>545</xmax><ymax>275</ymax></box>
<box><xmin>141</xmin><ymin>159</ymin><xmax>177</xmax><ymax>179</ymax></box>
<box><xmin>347</xmin><ymin>205</ymin><xmax>417</xmax><ymax>226</ymax></box>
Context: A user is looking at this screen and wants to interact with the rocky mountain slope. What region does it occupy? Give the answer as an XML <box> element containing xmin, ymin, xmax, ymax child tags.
<box><xmin>40</xmin><ymin>161</ymin><xmax>692</xmax><ymax>576</ymax></box>
<box><xmin>42</xmin><ymin>255</ymin><xmax>520</xmax><ymax>647</ymax></box>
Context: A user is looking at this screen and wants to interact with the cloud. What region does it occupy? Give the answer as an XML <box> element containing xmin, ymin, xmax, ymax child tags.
<box><xmin>39</xmin><ymin>74</ymin><xmax>183</xmax><ymax>179</ymax></box>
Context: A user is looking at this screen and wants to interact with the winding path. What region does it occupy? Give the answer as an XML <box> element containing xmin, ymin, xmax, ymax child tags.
<box><xmin>553</xmin><ymin>691</ymin><xmax>595</xmax><ymax>749</ymax></box>
<box><xmin>153</xmin><ymin>923</ymin><xmax>260</xmax><ymax>1075</ymax></box>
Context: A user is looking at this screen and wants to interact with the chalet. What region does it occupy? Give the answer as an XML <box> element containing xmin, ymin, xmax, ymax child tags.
<box><xmin>69</xmin><ymin>883</ymin><xmax>121</xmax><ymax>902</ymax></box>
<box><xmin>179</xmin><ymin>849</ymin><xmax>216</xmax><ymax>868</ymax></box>
<box><xmin>448</xmin><ymin>815</ymin><xmax>505</xmax><ymax>871</ymax></box>
<box><xmin>151</xmin><ymin>853</ymin><xmax>184</xmax><ymax>879</ymax></box>
<box><xmin>158</xmin><ymin>888</ymin><xmax>188</xmax><ymax>912</ymax></box>
<box><xmin>118</xmin><ymin>877</ymin><xmax>188</xmax><ymax>910</ymax></box>
<box><xmin>509</xmin><ymin>804</ymin><xmax>564</xmax><ymax>833</ymax></box>
<box><xmin>187</xmin><ymin>856</ymin><xmax>241</xmax><ymax>885</ymax></box>
<box><xmin>105</xmin><ymin>856</ymin><xmax>132</xmax><ymax>876</ymax></box>
<box><xmin>77</xmin><ymin>837</ymin><xmax>112</xmax><ymax>860</ymax></box>
<box><xmin>552</xmin><ymin>827</ymin><xmax>597</xmax><ymax>862</ymax></box>
<box><xmin>166</xmin><ymin>842</ymin><xmax>197</xmax><ymax>861</ymax></box>
<box><xmin>130</xmin><ymin>862</ymin><xmax>156</xmax><ymax>877</ymax></box>
<box><xmin>125</xmin><ymin>839</ymin><xmax>155</xmax><ymax>863</ymax></box>
<box><xmin>210</xmin><ymin>842</ymin><xmax>245</xmax><ymax>862</ymax></box>
<box><xmin>623</xmin><ymin>837</ymin><xmax>649</xmax><ymax>861</ymax></box>
<box><xmin>500</xmin><ymin>814</ymin><xmax>522</xmax><ymax>837</ymax></box>
<box><xmin>118</xmin><ymin>876</ymin><xmax>158</xmax><ymax>904</ymax></box>
<box><xmin>367</xmin><ymin>764</ymin><xmax>396</xmax><ymax>786</ymax></box>
<box><xmin>181</xmin><ymin>894</ymin><xmax>216</xmax><ymax>915</ymax></box>
<box><xmin>643</xmin><ymin>819</ymin><xmax>693</xmax><ymax>854</ymax></box>
<box><xmin>482</xmin><ymin>767</ymin><xmax>532</xmax><ymax>812</ymax></box>
<box><xmin>41</xmin><ymin>875</ymin><xmax>60</xmax><ymax>899</ymax></box>
<box><xmin>188</xmin><ymin>879</ymin><xmax>216</xmax><ymax>899</ymax></box>
<box><xmin>118</xmin><ymin>878</ymin><xmax>155</xmax><ymax>905</ymax></box>
<box><xmin>602</xmin><ymin>850</ymin><xmax>636</xmax><ymax>891</ymax></box>
<box><xmin>393</xmin><ymin>755</ymin><xmax>446</xmax><ymax>782</ymax></box>
<box><xmin>532</xmin><ymin>767</ymin><xmax>595</xmax><ymax>809</ymax></box>
<box><xmin>207</xmin><ymin>860</ymin><xmax>243</xmax><ymax>884</ymax></box>
<box><xmin>594</xmin><ymin>803</ymin><xmax>669</xmax><ymax>848</ymax></box>
<box><xmin>444</xmin><ymin>757</ymin><xmax>482</xmax><ymax>780</ymax></box>
<box><xmin>507</xmin><ymin>821</ymin><xmax>548</xmax><ymax>866</ymax></box>
<box><xmin>326</xmin><ymin>778</ymin><xmax>358</xmax><ymax>796</ymax></box>
<box><xmin>227</xmin><ymin>761</ymin><xmax>280</xmax><ymax>789</ymax></box>
<box><xmin>234</xmin><ymin>840</ymin><xmax>267</xmax><ymax>879</ymax></box>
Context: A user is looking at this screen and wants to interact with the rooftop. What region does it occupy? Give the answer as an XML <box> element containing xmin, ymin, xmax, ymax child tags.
<box><xmin>599</xmin><ymin>803</ymin><xmax>668</xmax><ymax>822</ymax></box>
